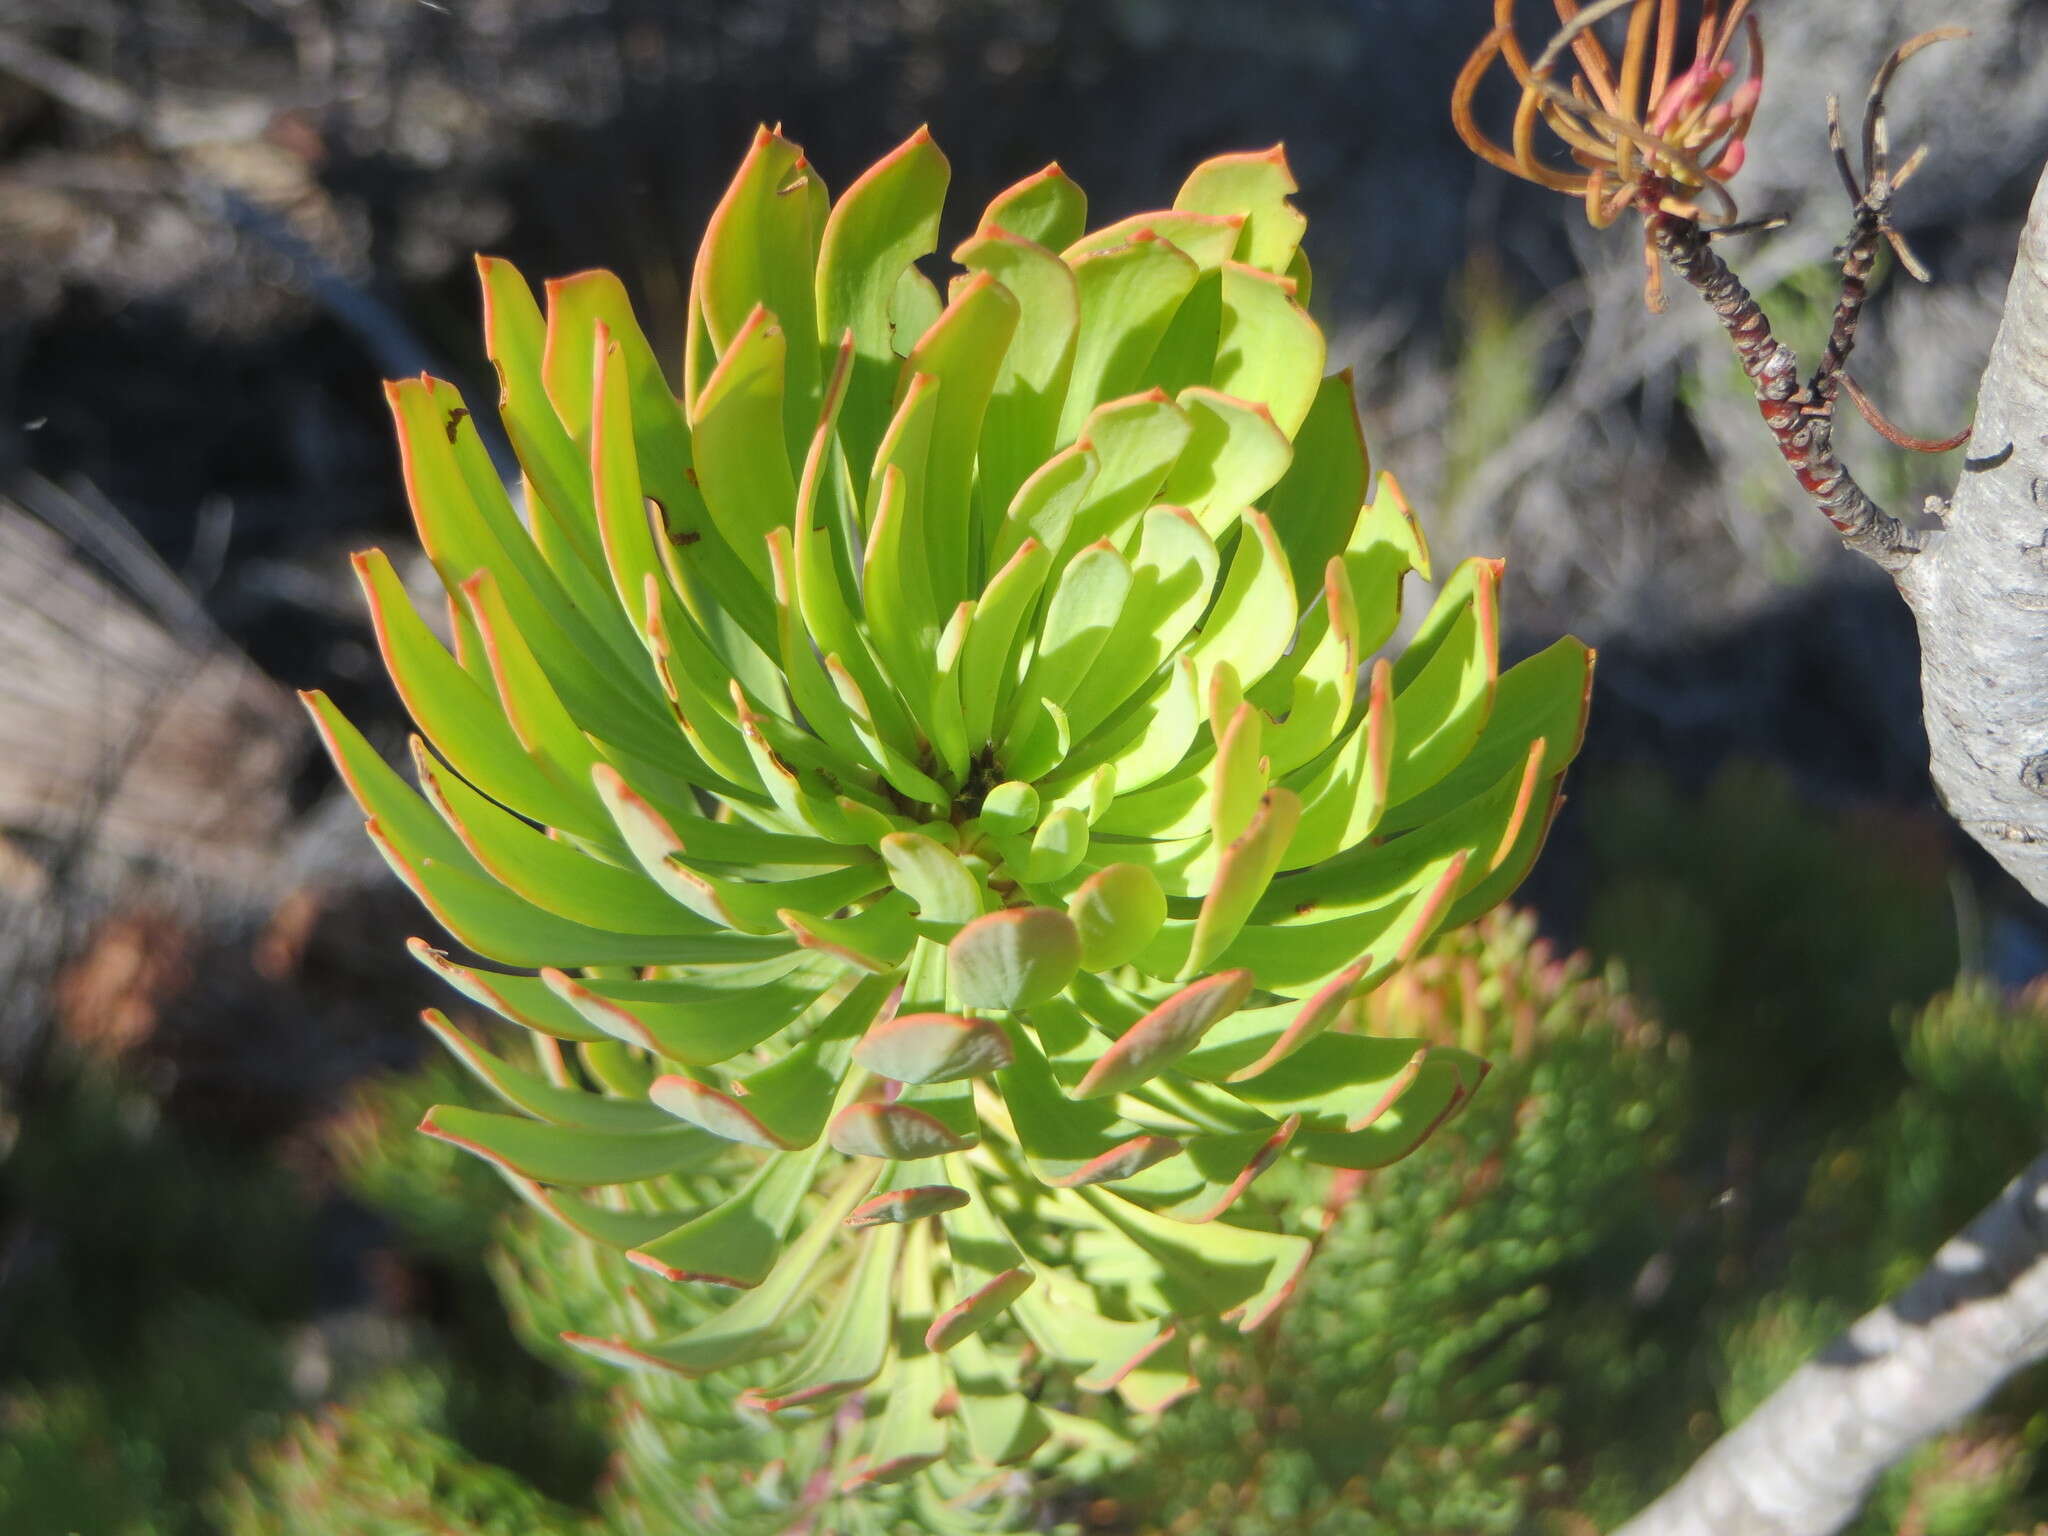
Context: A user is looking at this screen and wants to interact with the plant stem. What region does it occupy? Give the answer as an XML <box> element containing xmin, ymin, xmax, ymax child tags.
<box><xmin>1649</xmin><ymin>211</ymin><xmax>1924</xmax><ymax>572</ymax></box>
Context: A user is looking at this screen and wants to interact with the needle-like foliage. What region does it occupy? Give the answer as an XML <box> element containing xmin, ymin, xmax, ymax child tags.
<box><xmin>309</xmin><ymin>127</ymin><xmax>1590</xmax><ymax>1518</ymax></box>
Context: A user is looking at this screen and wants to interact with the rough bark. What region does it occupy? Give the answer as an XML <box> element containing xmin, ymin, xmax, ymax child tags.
<box><xmin>1900</xmin><ymin>163</ymin><xmax>2048</xmax><ymax>906</ymax></box>
<box><xmin>1616</xmin><ymin>161</ymin><xmax>2048</xmax><ymax>1536</ymax></box>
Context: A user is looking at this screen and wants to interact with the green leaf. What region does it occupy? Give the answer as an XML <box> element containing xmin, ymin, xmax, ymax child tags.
<box><xmin>646</xmin><ymin>975</ymin><xmax>881</xmax><ymax>1142</ymax></box>
<box><xmin>741</xmin><ymin>1220</ymin><xmax>903</xmax><ymax>1410</ymax></box>
<box><xmin>1213</xmin><ymin>262</ymin><xmax>1324</xmax><ymax>437</ymax></box>
<box><xmin>1114</xmin><ymin>1115</ymin><xmax>1300</xmax><ymax>1223</ymax></box>
<box><xmin>1067</xmin><ymin>863</ymin><xmax>1168</xmax><ymax>971</ymax></box>
<box><xmin>1158</xmin><ymin>388</ymin><xmax>1294</xmax><ymax>536</ymax></box>
<box><xmin>862</xmin><ymin>380</ymin><xmax>942</xmax><ymax>704</ymax></box>
<box><xmin>503</xmin><ymin>1177</ymin><xmax>696</xmax><ymax>1250</ymax></box>
<box><xmin>1442</xmin><ymin>770</ymin><xmax>1566</xmax><ymax>931</ymax></box>
<box><xmin>1064</xmin><ymin>209</ymin><xmax>1243</xmax><ymax>269</ymax></box>
<box><xmin>999</xmin><ymin>540</ymin><xmax>1132</xmax><ymax>763</ymax></box>
<box><xmin>1381</xmin><ymin>635</ymin><xmax>1592</xmax><ymax>832</ymax></box>
<box><xmin>1060</xmin><ymin>238</ymin><xmax>1200</xmax><ymax>443</ymax></box>
<box><xmin>889</xmin><ymin>262</ymin><xmax>943</xmax><ymax>354</ymax></box>
<box><xmin>855</xmin><ymin>1011</ymin><xmax>1014</xmax><ymax>1084</ymax></box>
<box><xmin>1262</xmin><ymin>557</ymin><xmax>1362</xmax><ymax>778</ymax></box>
<box><xmin>979</xmin><ymin>162</ymin><xmax>1087</xmax><ymax>250</ymax></box>
<box><xmin>846</xmin><ymin>1220</ymin><xmax>949</xmax><ymax>1487</ymax></box>
<box><xmin>881</xmin><ymin>831</ymin><xmax>987</xmax><ymax>924</ymax></box>
<box><xmin>1294</xmin><ymin>1051</ymin><xmax>1487</xmax><ymax>1170</ymax></box>
<box><xmin>628</xmin><ymin>1133</ymin><xmax>835</xmax><ymax>1286</ymax></box>
<box><xmin>411</xmin><ymin>741</ymin><xmax>674</xmax><ymax>933</ymax></box>
<box><xmin>987</xmin><ymin>446</ymin><xmax>1096</xmax><ymax>588</ymax></box>
<box><xmin>1284</xmin><ymin>657</ymin><xmax>1392</xmax><ymax>865</ymax></box>
<box><xmin>420</xmin><ymin>1103</ymin><xmax>720</xmax><ymax>1185</ymax></box>
<box><xmin>1061</xmin><ymin>506</ymin><xmax>1218</xmax><ymax>744</ymax></box>
<box><xmin>994</xmin><ymin>1022</ymin><xmax>1181</xmax><ymax>1187</ymax></box>
<box><xmin>947</xmin><ymin>907</ymin><xmax>1082</xmax><ymax>1009</ymax></box>
<box><xmin>1264</xmin><ymin>369</ymin><xmax>1370</xmax><ymax>600</ymax></box>
<box><xmin>367</xmin><ymin>818</ymin><xmax>746</xmax><ymax>969</ymax></box>
<box><xmin>1019</xmin><ymin>806</ymin><xmax>1090</xmax><ymax>884</ymax></box>
<box><xmin>691</xmin><ymin>126</ymin><xmax>824</xmax><ymax>457</ymax></box>
<box><xmin>541</xmin><ymin>964</ymin><xmax>831</xmax><ymax>1066</ymax></box>
<box><xmin>976</xmin><ymin>781</ymin><xmax>1041</xmax><ymax>836</ymax></box>
<box><xmin>816</xmin><ymin>126</ymin><xmax>949</xmax><ymax>497</ymax></box>
<box><xmin>1173</xmin><ymin>959</ymin><xmax>1370</xmax><ymax>1083</ymax></box>
<box><xmin>419</xmin><ymin>1009</ymin><xmax>673</xmax><ymax>1132</ymax></box>
<box><xmin>1056</xmin><ymin>390</ymin><xmax>1192</xmax><ymax>559</ymax></box>
<box><xmin>928</xmin><ymin>1164</ymin><xmax>1035</xmax><ymax>1348</ymax></box>
<box><xmin>1186</xmin><ymin>788</ymin><xmax>1301</xmax><ymax>974</ymax></box>
<box><xmin>1074</xmin><ymin>969</ymin><xmax>1255</xmax><ymax>1098</ymax></box>
<box><xmin>847</xmin><ymin>1169</ymin><xmax>971</xmax><ymax>1227</ymax></box>
<box><xmin>408</xmin><ymin>940</ymin><xmax>609</xmax><ymax>1043</ymax></box>
<box><xmin>1173</xmin><ymin>146</ymin><xmax>1307</xmax><ymax>274</ymax></box>
<box><xmin>959</xmin><ymin>537</ymin><xmax>1054</xmax><ymax>750</ymax></box>
<box><xmin>1073</xmin><ymin>652</ymin><xmax>1202</xmax><ymax>796</ymax></box>
<box><xmin>352</xmin><ymin>550</ymin><xmax>605</xmax><ymax>839</ymax></box>
<box><xmin>898</xmin><ymin>271</ymin><xmax>1019</xmax><ymax>609</ymax></box>
<box><xmin>386</xmin><ymin>374</ymin><xmax>660</xmax><ymax>731</ymax></box>
<box><xmin>561</xmin><ymin>1167</ymin><xmax>873</xmax><ymax>1375</ymax></box>
<box><xmin>927</xmin><ymin>1264</ymin><xmax>1034</xmax><ymax>1353</ymax></box>
<box><xmin>476</xmin><ymin>255</ymin><xmax>606</xmax><ymax>579</ymax></box>
<box><xmin>780</xmin><ymin>896</ymin><xmax>920</xmax><ymax>973</ymax></box>
<box><xmin>687</xmin><ymin>306</ymin><xmax>793</xmax><ymax>590</ymax></box>
<box><xmin>1218</xmin><ymin>1030</ymin><xmax>1443</xmax><ymax>1128</ymax></box>
<box><xmin>949</xmin><ymin>1329</ymin><xmax>1053</xmax><ymax>1464</ymax></box>
<box><xmin>594</xmin><ymin>762</ymin><xmax>888</xmax><ymax>934</ymax></box>
<box><xmin>303</xmin><ymin>690</ymin><xmax>480</xmax><ymax>877</ymax></box>
<box><xmin>1011</xmin><ymin>1262</ymin><xmax>1172</xmax><ymax>1390</ymax></box>
<box><xmin>829</xmin><ymin>1101</ymin><xmax>977</xmax><ymax>1159</ymax></box>
<box><xmin>926</xmin><ymin>599</ymin><xmax>974</xmax><ymax>787</ymax></box>
<box><xmin>954</xmin><ymin>227</ymin><xmax>1080</xmax><ymax>521</ymax></box>
<box><xmin>1212</xmin><ymin>848</ymin><xmax>1468</xmax><ymax>994</ymax></box>
<box><xmin>1189</xmin><ymin>510</ymin><xmax>1298</xmax><ymax>694</ymax></box>
<box><xmin>1385</xmin><ymin>558</ymin><xmax>1501</xmax><ymax>807</ymax></box>
<box><xmin>1073</xmin><ymin>1185</ymin><xmax>1311</xmax><ymax>1331</ymax></box>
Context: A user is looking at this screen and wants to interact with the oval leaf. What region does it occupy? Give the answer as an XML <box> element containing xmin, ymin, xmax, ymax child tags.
<box><xmin>854</xmin><ymin>1011</ymin><xmax>1014</xmax><ymax>1084</ymax></box>
<box><xmin>947</xmin><ymin>907</ymin><xmax>1082</xmax><ymax>1010</ymax></box>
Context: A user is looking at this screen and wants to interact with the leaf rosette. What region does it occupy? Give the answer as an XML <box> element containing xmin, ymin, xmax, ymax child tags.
<box><xmin>309</xmin><ymin>126</ymin><xmax>1593</xmax><ymax>1508</ymax></box>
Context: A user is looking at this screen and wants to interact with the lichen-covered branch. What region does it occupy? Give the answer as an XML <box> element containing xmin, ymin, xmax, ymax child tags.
<box><xmin>1897</xmin><ymin>164</ymin><xmax>2048</xmax><ymax>907</ymax></box>
<box><xmin>1615</xmin><ymin>1143</ymin><xmax>2048</xmax><ymax>1536</ymax></box>
<box><xmin>1617</xmin><ymin>159</ymin><xmax>2048</xmax><ymax>1536</ymax></box>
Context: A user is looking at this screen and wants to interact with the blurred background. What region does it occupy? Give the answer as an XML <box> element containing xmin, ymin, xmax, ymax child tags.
<box><xmin>5</xmin><ymin>1</ymin><xmax>2048</xmax><ymax>1532</ymax></box>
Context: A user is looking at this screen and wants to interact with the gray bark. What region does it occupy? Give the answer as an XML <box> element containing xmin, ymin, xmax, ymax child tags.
<box><xmin>1617</xmin><ymin>161</ymin><xmax>2048</xmax><ymax>1535</ymax></box>
<box><xmin>1902</xmin><ymin>163</ymin><xmax>2048</xmax><ymax>906</ymax></box>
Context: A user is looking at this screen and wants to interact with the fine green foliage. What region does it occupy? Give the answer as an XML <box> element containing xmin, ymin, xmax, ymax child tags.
<box><xmin>0</xmin><ymin>1074</ymin><xmax>308</xmax><ymax>1536</ymax></box>
<box><xmin>213</xmin><ymin>1370</ymin><xmax>593</xmax><ymax>1536</ymax></box>
<box><xmin>1698</xmin><ymin>975</ymin><xmax>2048</xmax><ymax>1536</ymax></box>
<box><xmin>1583</xmin><ymin>760</ymin><xmax>1957</xmax><ymax>1120</ymax></box>
<box><xmin>312</xmin><ymin>126</ymin><xmax>1589</xmax><ymax>1511</ymax></box>
<box><xmin>1117</xmin><ymin>909</ymin><xmax>1684</xmax><ymax>1534</ymax></box>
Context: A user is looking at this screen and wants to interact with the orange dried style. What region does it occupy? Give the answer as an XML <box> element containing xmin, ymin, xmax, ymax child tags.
<box><xmin>1453</xmin><ymin>0</ymin><xmax>1764</xmax><ymax>306</ymax></box>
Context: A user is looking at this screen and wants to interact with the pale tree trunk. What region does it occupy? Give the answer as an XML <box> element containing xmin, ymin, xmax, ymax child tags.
<box><xmin>1616</xmin><ymin>160</ymin><xmax>2048</xmax><ymax>1536</ymax></box>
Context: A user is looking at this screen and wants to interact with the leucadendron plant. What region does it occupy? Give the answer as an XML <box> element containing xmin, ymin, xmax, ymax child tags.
<box><xmin>305</xmin><ymin>126</ymin><xmax>1592</xmax><ymax>1512</ymax></box>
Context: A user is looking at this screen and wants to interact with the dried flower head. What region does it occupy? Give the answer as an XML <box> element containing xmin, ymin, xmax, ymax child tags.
<box><xmin>1454</xmin><ymin>0</ymin><xmax>1765</xmax><ymax>303</ymax></box>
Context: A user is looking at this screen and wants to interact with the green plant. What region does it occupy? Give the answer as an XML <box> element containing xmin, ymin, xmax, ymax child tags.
<box><xmin>1122</xmin><ymin>908</ymin><xmax>1685</xmax><ymax>1534</ymax></box>
<box><xmin>214</xmin><ymin>1369</ymin><xmax>595</xmax><ymax>1536</ymax></box>
<box><xmin>306</xmin><ymin>126</ymin><xmax>1591</xmax><ymax>1517</ymax></box>
<box><xmin>0</xmin><ymin>1072</ymin><xmax>311</xmax><ymax>1536</ymax></box>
